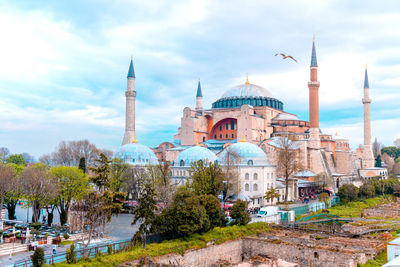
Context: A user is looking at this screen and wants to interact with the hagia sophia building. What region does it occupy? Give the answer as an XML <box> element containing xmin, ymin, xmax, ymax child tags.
<box><xmin>114</xmin><ymin>39</ymin><xmax>388</xmax><ymax>206</ymax></box>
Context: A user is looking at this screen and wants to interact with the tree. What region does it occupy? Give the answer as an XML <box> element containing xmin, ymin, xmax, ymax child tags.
<box><xmin>218</xmin><ymin>149</ymin><xmax>241</xmax><ymax>200</ymax></box>
<box><xmin>395</xmin><ymin>138</ymin><xmax>400</xmax><ymax>149</ymax></box>
<box><xmin>78</xmin><ymin>157</ymin><xmax>86</xmax><ymax>174</ymax></box>
<box><xmin>0</xmin><ymin>164</ymin><xmax>16</xmax><ymax>229</ymax></box>
<box><xmin>146</xmin><ymin>161</ymin><xmax>176</xmax><ymax>208</ymax></box>
<box><xmin>155</xmin><ymin>187</ymin><xmax>210</xmax><ymax>237</ymax></box>
<box><xmin>19</xmin><ymin>164</ymin><xmax>57</xmax><ymax>222</ymax></box>
<box><xmin>121</xmin><ymin>167</ymin><xmax>148</xmax><ymax>200</ymax></box>
<box><xmin>375</xmin><ymin>154</ymin><xmax>382</xmax><ymax>167</ymax></box>
<box><xmin>31</xmin><ymin>247</ymin><xmax>45</xmax><ymax>267</ymax></box>
<box><xmin>230</xmin><ymin>200</ymin><xmax>250</xmax><ymax>226</ymax></box>
<box><xmin>66</xmin><ymin>244</ymin><xmax>77</xmax><ymax>263</ymax></box>
<box><xmin>274</xmin><ymin>137</ymin><xmax>302</xmax><ymax>205</ymax></box>
<box><xmin>198</xmin><ymin>194</ymin><xmax>226</xmax><ymax>228</ymax></box>
<box><xmin>0</xmin><ymin>147</ymin><xmax>10</xmax><ymax>163</ymax></box>
<box><xmin>109</xmin><ymin>158</ymin><xmax>129</xmax><ymax>193</ymax></box>
<box><xmin>6</xmin><ymin>154</ymin><xmax>26</xmax><ymax>165</ymax></box>
<box><xmin>4</xmin><ymin>163</ymin><xmax>23</xmax><ymax>220</ymax></box>
<box><xmin>382</xmin><ymin>152</ymin><xmax>395</xmax><ymax>172</ymax></box>
<box><xmin>381</xmin><ymin>147</ymin><xmax>400</xmax><ymax>160</ymax></box>
<box><xmin>132</xmin><ymin>182</ymin><xmax>157</xmax><ymax>248</ymax></box>
<box><xmin>264</xmin><ymin>187</ymin><xmax>280</xmax><ymax>204</ymax></box>
<box><xmin>359</xmin><ymin>183</ymin><xmax>375</xmax><ymax>198</ymax></box>
<box><xmin>319</xmin><ymin>192</ymin><xmax>330</xmax><ymax>208</ymax></box>
<box><xmin>38</xmin><ymin>154</ymin><xmax>52</xmax><ymax>166</ymax></box>
<box><xmin>189</xmin><ymin>161</ymin><xmax>224</xmax><ymax>197</ymax></box>
<box><xmin>50</xmin><ymin>166</ymin><xmax>89</xmax><ymax>225</ymax></box>
<box><xmin>372</xmin><ymin>138</ymin><xmax>382</xmax><ymax>159</ymax></box>
<box><xmin>22</xmin><ymin>153</ymin><xmax>36</xmax><ymax>164</ymax></box>
<box><xmin>337</xmin><ymin>184</ymin><xmax>359</xmax><ymax>202</ymax></box>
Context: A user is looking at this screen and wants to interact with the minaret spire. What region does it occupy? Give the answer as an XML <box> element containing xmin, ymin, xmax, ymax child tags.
<box><xmin>195</xmin><ymin>78</ymin><xmax>203</xmax><ymax>111</ymax></box>
<box><xmin>362</xmin><ymin>66</ymin><xmax>374</xmax><ymax>168</ymax></box>
<box><xmin>308</xmin><ymin>36</ymin><xmax>321</xmax><ymax>148</ymax></box>
<box><xmin>122</xmin><ymin>57</ymin><xmax>137</xmax><ymax>145</ymax></box>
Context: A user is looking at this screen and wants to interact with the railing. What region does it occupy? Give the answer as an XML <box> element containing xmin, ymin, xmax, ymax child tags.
<box><xmin>13</xmin><ymin>238</ymin><xmax>133</xmax><ymax>267</ymax></box>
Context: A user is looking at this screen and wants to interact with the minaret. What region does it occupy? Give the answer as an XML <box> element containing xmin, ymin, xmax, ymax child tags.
<box><xmin>362</xmin><ymin>67</ymin><xmax>374</xmax><ymax>168</ymax></box>
<box><xmin>195</xmin><ymin>78</ymin><xmax>203</xmax><ymax>111</ymax></box>
<box><xmin>122</xmin><ymin>57</ymin><xmax>137</xmax><ymax>145</ymax></box>
<box><xmin>308</xmin><ymin>36</ymin><xmax>321</xmax><ymax>148</ymax></box>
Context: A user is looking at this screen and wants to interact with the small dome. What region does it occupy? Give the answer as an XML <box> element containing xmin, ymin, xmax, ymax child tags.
<box><xmin>218</xmin><ymin>142</ymin><xmax>270</xmax><ymax>166</ymax></box>
<box><xmin>272</xmin><ymin>113</ymin><xmax>299</xmax><ymax>121</ymax></box>
<box><xmin>221</xmin><ymin>83</ymin><xmax>274</xmax><ymax>99</ymax></box>
<box><xmin>333</xmin><ymin>134</ymin><xmax>348</xmax><ymax>141</ymax></box>
<box><xmin>174</xmin><ymin>146</ymin><xmax>217</xmax><ymax>167</ymax></box>
<box><xmin>115</xmin><ymin>143</ymin><xmax>158</xmax><ymax>165</ymax></box>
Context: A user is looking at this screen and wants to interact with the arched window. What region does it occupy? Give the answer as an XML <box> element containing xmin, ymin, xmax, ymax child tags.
<box><xmin>180</xmin><ymin>160</ymin><xmax>185</xmax><ymax>167</ymax></box>
<box><xmin>203</xmin><ymin>137</ymin><xmax>205</xmax><ymax>142</ymax></box>
<box><xmin>253</xmin><ymin>173</ymin><xmax>258</xmax><ymax>180</ymax></box>
<box><xmin>245</xmin><ymin>173</ymin><xmax>249</xmax><ymax>180</ymax></box>
<box><xmin>248</xmin><ymin>160</ymin><xmax>253</xmax><ymax>166</ymax></box>
<box><xmin>245</xmin><ymin>183</ymin><xmax>249</xmax><ymax>191</ymax></box>
<box><xmin>253</xmin><ymin>184</ymin><xmax>258</xmax><ymax>191</ymax></box>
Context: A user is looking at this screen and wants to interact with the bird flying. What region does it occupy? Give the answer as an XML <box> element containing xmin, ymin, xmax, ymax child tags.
<box><xmin>275</xmin><ymin>53</ymin><xmax>297</xmax><ymax>63</ymax></box>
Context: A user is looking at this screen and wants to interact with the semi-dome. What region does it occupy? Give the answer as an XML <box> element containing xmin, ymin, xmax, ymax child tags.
<box><xmin>218</xmin><ymin>141</ymin><xmax>271</xmax><ymax>166</ymax></box>
<box><xmin>212</xmin><ymin>79</ymin><xmax>283</xmax><ymax>111</ymax></box>
<box><xmin>272</xmin><ymin>113</ymin><xmax>299</xmax><ymax>121</ymax></box>
<box><xmin>173</xmin><ymin>145</ymin><xmax>217</xmax><ymax>167</ymax></box>
<box><xmin>114</xmin><ymin>143</ymin><xmax>158</xmax><ymax>165</ymax></box>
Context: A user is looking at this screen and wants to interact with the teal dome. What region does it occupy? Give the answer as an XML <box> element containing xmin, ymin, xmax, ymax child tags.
<box><xmin>115</xmin><ymin>143</ymin><xmax>158</xmax><ymax>165</ymax></box>
<box><xmin>218</xmin><ymin>142</ymin><xmax>270</xmax><ymax>166</ymax></box>
<box><xmin>173</xmin><ymin>146</ymin><xmax>217</xmax><ymax>167</ymax></box>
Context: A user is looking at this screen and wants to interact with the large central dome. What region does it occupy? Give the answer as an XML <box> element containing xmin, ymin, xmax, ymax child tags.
<box><xmin>221</xmin><ymin>83</ymin><xmax>274</xmax><ymax>99</ymax></box>
<box><xmin>212</xmin><ymin>79</ymin><xmax>283</xmax><ymax>111</ymax></box>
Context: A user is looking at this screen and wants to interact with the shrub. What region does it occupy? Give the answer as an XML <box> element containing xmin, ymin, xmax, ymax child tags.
<box><xmin>108</xmin><ymin>244</ymin><xmax>113</xmax><ymax>255</ymax></box>
<box><xmin>63</xmin><ymin>233</ymin><xmax>69</xmax><ymax>240</ymax></box>
<box><xmin>31</xmin><ymin>222</ymin><xmax>42</xmax><ymax>230</ymax></box>
<box><xmin>66</xmin><ymin>244</ymin><xmax>77</xmax><ymax>264</ymax></box>
<box><xmin>230</xmin><ymin>200</ymin><xmax>251</xmax><ymax>226</ymax></box>
<box><xmin>338</xmin><ymin>184</ymin><xmax>359</xmax><ymax>202</ymax></box>
<box><xmin>31</xmin><ymin>247</ymin><xmax>45</xmax><ymax>267</ymax></box>
<box><xmin>359</xmin><ymin>183</ymin><xmax>375</xmax><ymax>198</ymax></box>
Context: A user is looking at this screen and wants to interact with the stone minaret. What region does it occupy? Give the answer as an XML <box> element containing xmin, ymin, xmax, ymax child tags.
<box><xmin>195</xmin><ymin>78</ymin><xmax>203</xmax><ymax>111</ymax></box>
<box><xmin>308</xmin><ymin>37</ymin><xmax>321</xmax><ymax>148</ymax></box>
<box><xmin>122</xmin><ymin>57</ymin><xmax>137</xmax><ymax>145</ymax></box>
<box><xmin>362</xmin><ymin>67</ymin><xmax>374</xmax><ymax>168</ymax></box>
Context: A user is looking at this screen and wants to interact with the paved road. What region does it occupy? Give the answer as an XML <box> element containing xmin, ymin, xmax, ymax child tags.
<box><xmin>0</xmin><ymin>213</ymin><xmax>139</xmax><ymax>266</ymax></box>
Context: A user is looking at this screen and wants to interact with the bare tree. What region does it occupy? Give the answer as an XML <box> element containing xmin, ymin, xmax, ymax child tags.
<box><xmin>146</xmin><ymin>162</ymin><xmax>176</xmax><ymax>208</ymax></box>
<box><xmin>372</xmin><ymin>138</ymin><xmax>383</xmax><ymax>159</ymax></box>
<box><xmin>0</xmin><ymin>164</ymin><xmax>15</xmax><ymax>229</ymax></box>
<box><xmin>274</xmin><ymin>137</ymin><xmax>302</xmax><ymax>205</ymax></box>
<box><xmin>121</xmin><ymin>167</ymin><xmax>148</xmax><ymax>200</ymax></box>
<box><xmin>395</xmin><ymin>138</ymin><xmax>400</xmax><ymax>149</ymax></box>
<box><xmin>219</xmin><ymin>150</ymin><xmax>241</xmax><ymax>200</ymax></box>
<box><xmin>382</xmin><ymin>152</ymin><xmax>395</xmax><ymax>172</ymax></box>
<box><xmin>0</xmin><ymin>148</ymin><xmax>10</xmax><ymax>163</ymax></box>
<box><xmin>39</xmin><ymin>154</ymin><xmax>52</xmax><ymax>166</ymax></box>
<box><xmin>19</xmin><ymin>164</ymin><xmax>58</xmax><ymax>222</ymax></box>
<box><xmin>51</xmin><ymin>140</ymin><xmax>112</xmax><ymax>167</ymax></box>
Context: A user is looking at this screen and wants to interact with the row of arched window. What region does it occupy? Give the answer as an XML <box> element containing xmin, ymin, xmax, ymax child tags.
<box><xmin>212</xmin><ymin>97</ymin><xmax>283</xmax><ymax>110</ymax></box>
<box><xmin>245</xmin><ymin>183</ymin><xmax>258</xmax><ymax>192</ymax></box>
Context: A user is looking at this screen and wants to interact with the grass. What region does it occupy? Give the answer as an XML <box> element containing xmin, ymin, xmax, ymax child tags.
<box><xmin>60</xmin><ymin>240</ymin><xmax>74</xmax><ymax>246</ymax></box>
<box><xmin>49</xmin><ymin>222</ymin><xmax>271</xmax><ymax>267</ymax></box>
<box><xmin>357</xmin><ymin>250</ymin><xmax>387</xmax><ymax>267</ymax></box>
<box><xmin>327</xmin><ymin>196</ymin><xmax>392</xmax><ymax>218</ymax></box>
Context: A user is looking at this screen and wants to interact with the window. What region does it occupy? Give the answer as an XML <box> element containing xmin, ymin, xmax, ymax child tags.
<box><xmin>231</xmin><ymin>134</ymin><xmax>234</xmax><ymax>138</ymax></box>
<box><xmin>225</xmin><ymin>134</ymin><xmax>228</xmax><ymax>138</ymax></box>
<box><xmin>245</xmin><ymin>183</ymin><xmax>249</xmax><ymax>191</ymax></box>
<box><xmin>245</xmin><ymin>173</ymin><xmax>249</xmax><ymax>180</ymax></box>
<box><xmin>253</xmin><ymin>173</ymin><xmax>258</xmax><ymax>180</ymax></box>
<box><xmin>219</xmin><ymin>125</ymin><xmax>222</xmax><ymax>131</ymax></box>
<box><xmin>231</xmin><ymin>120</ymin><xmax>235</xmax><ymax>130</ymax></box>
<box><xmin>214</xmin><ymin>134</ymin><xmax>217</xmax><ymax>139</ymax></box>
<box><xmin>226</xmin><ymin>123</ymin><xmax>229</xmax><ymax>130</ymax></box>
<box><xmin>203</xmin><ymin>137</ymin><xmax>205</xmax><ymax>142</ymax></box>
<box><xmin>220</xmin><ymin>134</ymin><xmax>222</xmax><ymax>139</ymax></box>
<box><xmin>267</xmin><ymin>173</ymin><xmax>270</xmax><ymax>179</ymax></box>
<box><xmin>180</xmin><ymin>160</ymin><xmax>185</xmax><ymax>167</ymax></box>
<box><xmin>253</xmin><ymin>184</ymin><xmax>258</xmax><ymax>191</ymax></box>
<box><xmin>248</xmin><ymin>160</ymin><xmax>253</xmax><ymax>166</ymax></box>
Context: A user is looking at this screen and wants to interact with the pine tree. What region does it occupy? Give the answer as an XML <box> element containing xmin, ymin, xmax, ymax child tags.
<box><xmin>78</xmin><ymin>157</ymin><xmax>86</xmax><ymax>174</ymax></box>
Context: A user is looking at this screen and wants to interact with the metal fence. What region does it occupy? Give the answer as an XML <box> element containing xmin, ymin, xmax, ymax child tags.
<box><xmin>13</xmin><ymin>239</ymin><xmax>133</xmax><ymax>267</ymax></box>
<box><xmin>290</xmin><ymin>196</ymin><xmax>341</xmax><ymax>216</ymax></box>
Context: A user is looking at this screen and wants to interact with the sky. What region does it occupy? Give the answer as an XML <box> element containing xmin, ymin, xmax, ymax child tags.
<box><xmin>0</xmin><ymin>0</ymin><xmax>400</xmax><ymax>158</ymax></box>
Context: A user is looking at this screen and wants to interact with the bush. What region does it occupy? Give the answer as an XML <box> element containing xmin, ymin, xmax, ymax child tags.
<box><xmin>359</xmin><ymin>183</ymin><xmax>375</xmax><ymax>198</ymax></box>
<box><xmin>31</xmin><ymin>222</ymin><xmax>42</xmax><ymax>230</ymax></box>
<box><xmin>66</xmin><ymin>244</ymin><xmax>77</xmax><ymax>264</ymax></box>
<box><xmin>63</xmin><ymin>233</ymin><xmax>69</xmax><ymax>240</ymax></box>
<box><xmin>108</xmin><ymin>244</ymin><xmax>113</xmax><ymax>255</ymax></box>
<box><xmin>31</xmin><ymin>247</ymin><xmax>45</xmax><ymax>267</ymax></box>
<box><xmin>230</xmin><ymin>200</ymin><xmax>251</xmax><ymax>226</ymax></box>
<box><xmin>338</xmin><ymin>184</ymin><xmax>359</xmax><ymax>202</ymax></box>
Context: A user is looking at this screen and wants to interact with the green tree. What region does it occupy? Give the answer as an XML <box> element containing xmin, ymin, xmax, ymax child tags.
<box><xmin>109</xmin><ymin>158</ymin><xmax>129</xmax><ymax>193</ymax></box>
<box><xmin>230</xmin><ymin>200</ymin><xmax>250</xmax><ymax>226</ymax></box>
<box><xmin>189</xmin><ymin>161</ymin><xmax>224</xmax><ymax>197</ymax></box>
<box><xmin>66</xmin><ymin>244</ymin><xmax>77</xmax><ymax>263</ymax></box>
<box><xmin>198</xmin><ymin>194</ymin><xmax>226</xmax><ymax>228</ymax></box>
<box><xmin>264</xmin><ymin>187</ymin><xmax>280</xmax><ymax>204</ymax></box>
<box><xmin>6</xmin><ymin>154</ymin><xmax>26</xmax><ymax>165</ymax></box>
<box><xmin>156</xmin><ymin>187</ymin><xmax>210</xmax><ymax>237</ymax></box>
<box><xmin>381</xmin><ymin>146</ymin><xmax>400</xmax><ymax>159</ymax></box>
<box><xmin>78</xmin><ymin>157</ymin><xmax>86</xmax><ymax>174</ymax></box>
<box><xmin>359</xmin><ymin>183</ymin><xmax>375</xmax><ymax>198</ymax></box>
<box><xmin>132</xmin><ymin>182</ymin><xmax>157</xmax><ymax>248</ymax></box>
<box><xmin>375</xmin><ymin>154</ymin><xmax>382</xmax><ymax>167</ymax></box>
<box><xmin>31</xmin><ymin>247</ymin><xmax>45</xmax><ymax>267</ymax></box>
<box><xmin>50</xmin><ymin>166</ymin><xmax>89</xmax><ymax>225</ymax></box>
<box><xmin>337</xmin><ymin>184</ymin><xmax>359</xmax><ymax>202</ymax></box>
<box><xmin>4</xmin><ymin>163</ymin><xmax>23</xmax><ymax>220</ymax></box>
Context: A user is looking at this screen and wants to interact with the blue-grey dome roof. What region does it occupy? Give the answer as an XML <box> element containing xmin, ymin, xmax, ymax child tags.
<box><xmin>221</xmin><ymin>83</ymin><xmax>274</xmax><ymax>99</ymax></box>
<box><xmin>173</xmin><ymin>146</ymin><xmax>217</xmax><ymax>167</ymax></box>
<box><xmin>115</xmin><ymin>143</ymin><xmax>158</xmax><ymax>165</ymax></box>
<box><xmin>218</xmin><ymin>141</ymin><xmax>270</xmax><ymax>166</ymax></box>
